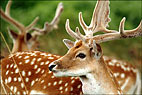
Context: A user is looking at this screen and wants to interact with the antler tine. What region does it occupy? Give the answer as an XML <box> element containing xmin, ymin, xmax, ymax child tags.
<box><xmin>0</xmin><ymin>8</ymin><xmax>25</xmax><ymax>32</ymax></box>
<box><xmin>50</xmin><ymin>2</ymin><xmax>63</xmax><ymax>28</ymax></box>
<box><xmin>5</xmin><ymin>0</ymin><xmax>12</xmax><ymax>16</ymax></box>
<box><xmin>93</xmin><ymin>18</ymin><xmax>142</xmax><ymax>43</ymax></box>
<box><xmin>26</xmin><ymin>16</ymin><xmax>39</xmax><ymax>31</ymax></box>
<box><xmin>0</xmin><ymin>0</ymin><xmax>25</xmax><ymax>32</ymax></box>
<box><xmin>79</xmin><ymin>12</ymin><xmax>88</xmax><ymax>33</ymax></box>
<box><xmin>65</xmin><ymin>19</ymin><xmax>80</xmax><ymax>40</ymax></box>
<box><xmin>32</xmin><ymin>2</ymin><xmax>63</xmax><ymax>35</ymax></box>
<box><xmin>75</xmin><ymin>27</ymin><xmax>86</xmax><ymax>41</ymax></box>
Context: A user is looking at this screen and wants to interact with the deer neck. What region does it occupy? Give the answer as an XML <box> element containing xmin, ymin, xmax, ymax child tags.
<box><xmin>79</xmin><ymin>57</ymin><xmax>122</xmax><ymax>94</ymax></box>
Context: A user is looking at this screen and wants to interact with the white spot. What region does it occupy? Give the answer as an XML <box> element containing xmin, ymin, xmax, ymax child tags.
<box><xmin>28</xmin><ymin>71</ymin><xmax>32</xmax><ymax>76</ymax></box>
<box><xmin>18</xmin><ymin>56</ymin><xmax>22</xmax><ymax>59</ymax></box>
<box><xmin>45</xmin><ymin>61</ymin><xmax>49</xmax><ymax>65</ymax></box>
<box><xmin>48</xmin><ymin>71</ymin><xmax>52</xmax><ymax>74</ymax></box>
<box><xmin>37</xmin><ymin>58</ymin><xmax>41</xmax><ymax>62</ymax></box>
<box><xmin>47</xmin><ymin>54</ymin><xmax>52</xmax><ymax>56</ymax></box>
<box><xmin>31</xmin><ymin>58</ymin><xmax>36</xmax><ymax>65</ymax></box>
<box><xmin>17</xmin><ymin>91</ymin><xmax>20</xmax><ymax>94</ymax></box>
<box><xmin>15</xmin><ymin>69</ymin><xmax>19</xmax><ymax>73</ymax></box>
<box><xmin>22</xmin><ymin>71</ymin><xmax>26</xmax><ymax>76</ymax></box>
<box><xmin>6</xmin><ymin>70</ymin><xmax>9</xmax><ymax>75</ymax></box>
<box><xmin>59</xmin><ymin>86</ymin><xmax>63</xmax><ymax>90</ymax></box>
<box><xmin>77</xmin><ymin>84</ymin><xmax>81</xmax><ymax>88</ymax></box>
<box><xmin>36</xmin><ymin>68</ymin><xmax>41</xmax><ymax>74</ymax></box>
<box><xmin>108</xmin><ymin>62</ymin><xmax>114</xmax><ymax>66</ymax></box>
<box><xmin>13</xmin><ymin>65</ymin><xmax>17</xmax><ymax>69</ymax></box>
<box><xmin>13</xmin><ymin>86</ymin><xmax>17</xmax><ymax>93</ymax></box>
<box><xmin>116</xmin><ymin>64</ymin><xmax>120</xmax><ymax>67</ymax></box>
<box><xmin>70</xmin><ymin>87</ymin><xmax>73</xmax><ymax>91</ymax></box>
<box><xmin>75</xmin><ymin>77</ymin><xmax>79</xmax><ymax>79</ymax></box>
<box><xmin>8</xmin><ymin>77</ymin><xmax>12</xmax><ymax>83</ymax></box>
<box><xmin>112</xmin><ymin>59</ymin><xmax>117</xmax><ymax>63</ymax></box>
<box><xmin>14</xmin><ymin>77</ymin><xmax>17</xmax><ymax>81</ymax></box>
<box><xmin>40</xmin><ymin>62</ymin><xmax>44</xmax><ymax>65</ymax></box>
<box><xmin>10</xmin><ymin>64</ymin><xmax>14</xmax><ymax>68</ymax></box>
<box><xmin>25</xmin><ymin>77</ymin><xmax>29</xmax><ymax>82</ymax></box>
<box><xmin>120</xmin><ymin>73</ymin><xmax>125</xmax><ymax>78</ymax></box>
<box><xmin>19</xmin><ymin>62</ymin><xmax>22</xmax><ymax>65</ymax></box>
<box><xmin>60</xmin><ymin>91</ymin><xmax>63</xmax><ymax>93</ymax></box>
<box><xmin>65</xmin><ymin>83</ymin><xmax>68</xmax><ymax>87</ymax></box>
<box><xmin>41</xmin><ymin>80</ymin><xmax>44</xmax><ymax>84</ymax></box>
<box><xmin>113</xmin><ymin>73</ymin><xmax>119</xmax><ymax>77</ymax></box>
<box><xmin>71</xmin><ymin>80</ymin><xmax>75</xmax><ymax>84</ymax></box>
<box><xmin>11</xmin><ymin>72</ymin><xmax>14</xmax><ymax>74</ymax></box>
<box><xmin>127</xmin><ymin>67</ymin><xmax>130</xmax><ymax>71</ymax></box>
<box><xmin>34</xmin><ymin>65</ymin><xmax>38</xmax><ymax>69</ymax></box>
<box><xmin>48</xmin><ymin>57</ymin><xmax>54</xmax><ymax>59</ymax></box>
<box><xmin>10</xmin><ymin>86</ymin><xmax>14</xmax><ymax>90</ymax></box>
<box><xmin>65</xmin><ymin>88</ymin><xmax>68</xmax><ymax>92</ymax></box>
<box><xmin>43</xmin><ymin>85</ymin><xmax>46</xmax><ymax>89</ymax></box>
<box><xmin>30</xmin><ymin>90</ymin><xmax>44</xmax><ymax>94</ymax></box>
<box><xmin>21</xmin><ymin>83</ymin><xmax>24</xmax><ymax>88</ymax></box>
<box><xmin>59</xmin><ymin>80</ymin><xmax>62</xmax><ymax>84</ymax></box>
<box><xmin>6</xmin><ymin>64</ymin><xmax>9</xmax><ymax>68</ymax></box>
<box><xmin>23</xmin><ymin>91</ymin><xmax>26</xmax><ymax>94</ymax></box>
<box><xmin>18</xmin><ymin>77</ymin><xmax>21</xmax><ymax>82</ymax></box>
<box><xmin>5</xmin><ymin>79</ymin><xmax>8</xmax><ymax>84</ymax></box>
<box><xmin>41</xmin><ymin>70</ymin><xmax>45</xmax><ymax>74</ymax></box>
<box><xmin>53</xmin><ymin>81</ymin><xmax>57</xmax><ymax>86</ymax></box>
<box><xmin>71</xmin><ymin>77</ymin><xmax>74</xmax><ymax>79</ymax></box>
<box><xmin>25</xmin><ymin>59</ymin><xmax>30</xmax><ymax>63</ymax></box>
<box><xmin>35</xmin><ymin>78</ymin><xmax>39</xmax><ymax>81</ymax></box>
<box><xmin>48</xmin><ymin>83</ymin><xmax>51</xmax><ymax>86</ymax></box>
<box><xmin>31</xmin><ymin>80</ymin><xmax>35</xmax><ymax>86</ymax></box>
<box><xmin>51</xmin><ymin>76</ymin><xmax>55</xmax><ymax>78</ymax></box>
<box><xmin>24</xmin><ymin>56</ymin><xmax>29</xmax><ymax>59</ymax></box>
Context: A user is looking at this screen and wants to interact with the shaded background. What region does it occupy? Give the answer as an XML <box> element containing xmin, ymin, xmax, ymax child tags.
<box><xmin>0</xmin><ymin>0</ymin><xmax>141</xmax><ymax>70</ymax></box>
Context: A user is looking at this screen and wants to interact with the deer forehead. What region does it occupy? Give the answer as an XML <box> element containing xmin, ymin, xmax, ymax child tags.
<box><xmin>69</xmin><ymin>41</ymin><xmax>90</xmax><ymax>54</ymax></box>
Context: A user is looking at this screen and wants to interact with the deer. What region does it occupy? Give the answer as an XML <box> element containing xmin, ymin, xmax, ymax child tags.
<box><xmin>48</xmin><ymin>0</ymin><xmax>142</xmax><ymax>94</ymax></box>
<box><xmin>0</xmin><ymin>0</ymin><xmax>63</xmax><ymax>53</ymax></box>
<box><xmin>1</xmin><ymin>0</ymin><xmax>141</xmax><ymax>94</ymax></box>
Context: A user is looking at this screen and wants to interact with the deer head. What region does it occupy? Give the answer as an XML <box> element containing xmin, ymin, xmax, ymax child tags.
<box><xmin>49</xmin><ymin>0</ymin><xmax>141</xmax><ymax>77</ymax></box>
<box><xmin>0</xmin><ymin>0</ymin><xmax>63</xmax><ymax>53</ymax></box>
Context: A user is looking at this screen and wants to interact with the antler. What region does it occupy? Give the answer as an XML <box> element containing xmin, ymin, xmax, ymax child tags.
<box><xmin>93</xmin><ymin>18</ymin><xmax>142</xmax><ymax>43</ymax></box>
<box><xmin>0</xmin><ymin>0</ymin><xmax>39</xmax><ymax>33</ymax></box>
<box><xmin>65</xmin><ymin>0</ymin><xmax>142</xmax><ymax>43</ymax></box>
<box><xmin>32</xmin><ymin>2</ymin><xmax>64</xmax><ymax>35</ymax></box>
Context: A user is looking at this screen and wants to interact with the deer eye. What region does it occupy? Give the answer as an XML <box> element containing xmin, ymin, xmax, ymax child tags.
<box><xmin>76</xmin><ymin>53</ymin><xmax>86</xmax><ymax>59</ymax></box>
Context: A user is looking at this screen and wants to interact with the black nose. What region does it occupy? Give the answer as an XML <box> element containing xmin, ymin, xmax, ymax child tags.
<box><xmin>49</xmin><ymin>64</ymin><xmax>56</xmax><ymax>71</ymax></box>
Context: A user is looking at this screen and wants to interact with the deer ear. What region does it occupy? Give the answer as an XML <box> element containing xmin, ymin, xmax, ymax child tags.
<box><xmin>63</xmin><ymin>39</ymin><xmax>74</xmax><ymax>49</ymax></box>
<box><xmin>26</xmin><ymin>33</ymin><xmax>32</xmax><ymax>41</ymax></box>
<box><xmin>92</xmin><ymin>40</ymin><xmax>102</xmax><ymax>59</ymax></box>
<box><xmin>8</xmin><ymin>29</ymin><xmax>18</xmax><ymax>40</ymax></box>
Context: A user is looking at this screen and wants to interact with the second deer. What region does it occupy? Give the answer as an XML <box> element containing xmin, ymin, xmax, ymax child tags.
<box><xmin>0</xmin><ymin>0</ymin><xmax>63</xmax><ymax>53</ymax></box>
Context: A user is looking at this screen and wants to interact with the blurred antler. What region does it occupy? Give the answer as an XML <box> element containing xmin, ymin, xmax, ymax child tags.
<box><xmin>0</xmin><ymin>0</ymin><xmax>39</xmax><ymax>33</ymax></box>
<box><xmin>32</xmin><ymin>2</ymin><xmax>64</xmax><ymax>35</ymax></box>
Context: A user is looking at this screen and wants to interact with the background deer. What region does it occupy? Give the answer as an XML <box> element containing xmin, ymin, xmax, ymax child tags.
<box><xmin>1</xmin><ymin>0</ymin><xmax>141</xmax><ymax>94</ymax></box>
<box><xmin>0</xmin><ymin>0</ymin><xmax>63</xmax><ymax>53</ymax></box>
<box><xmin>0</xmin><ymin>0</ymin><xmax>63</xmax><ymax>94</ymax></box>
<box><xmin>49</xmin><ymin>0</ymin><xmax>142</xmax><ymax>94</ymax></box>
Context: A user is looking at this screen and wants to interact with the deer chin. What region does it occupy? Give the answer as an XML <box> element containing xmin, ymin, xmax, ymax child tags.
<box><xmin>53</xmin><ymin>68</ymin><xmax>88</xmax><ymax>77</ymax></box>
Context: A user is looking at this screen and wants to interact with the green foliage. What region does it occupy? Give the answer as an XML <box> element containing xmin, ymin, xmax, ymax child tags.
<box><xmin>0</xmin><ymin>1</ymin><xmax>141</xmax><ymax>67</ymax></box>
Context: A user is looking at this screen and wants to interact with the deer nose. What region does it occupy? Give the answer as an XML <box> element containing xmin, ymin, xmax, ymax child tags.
<box><xmin>49</xmin><ymin>64</ymin><xmax>57</xmax><ymax>71</ymax></box>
